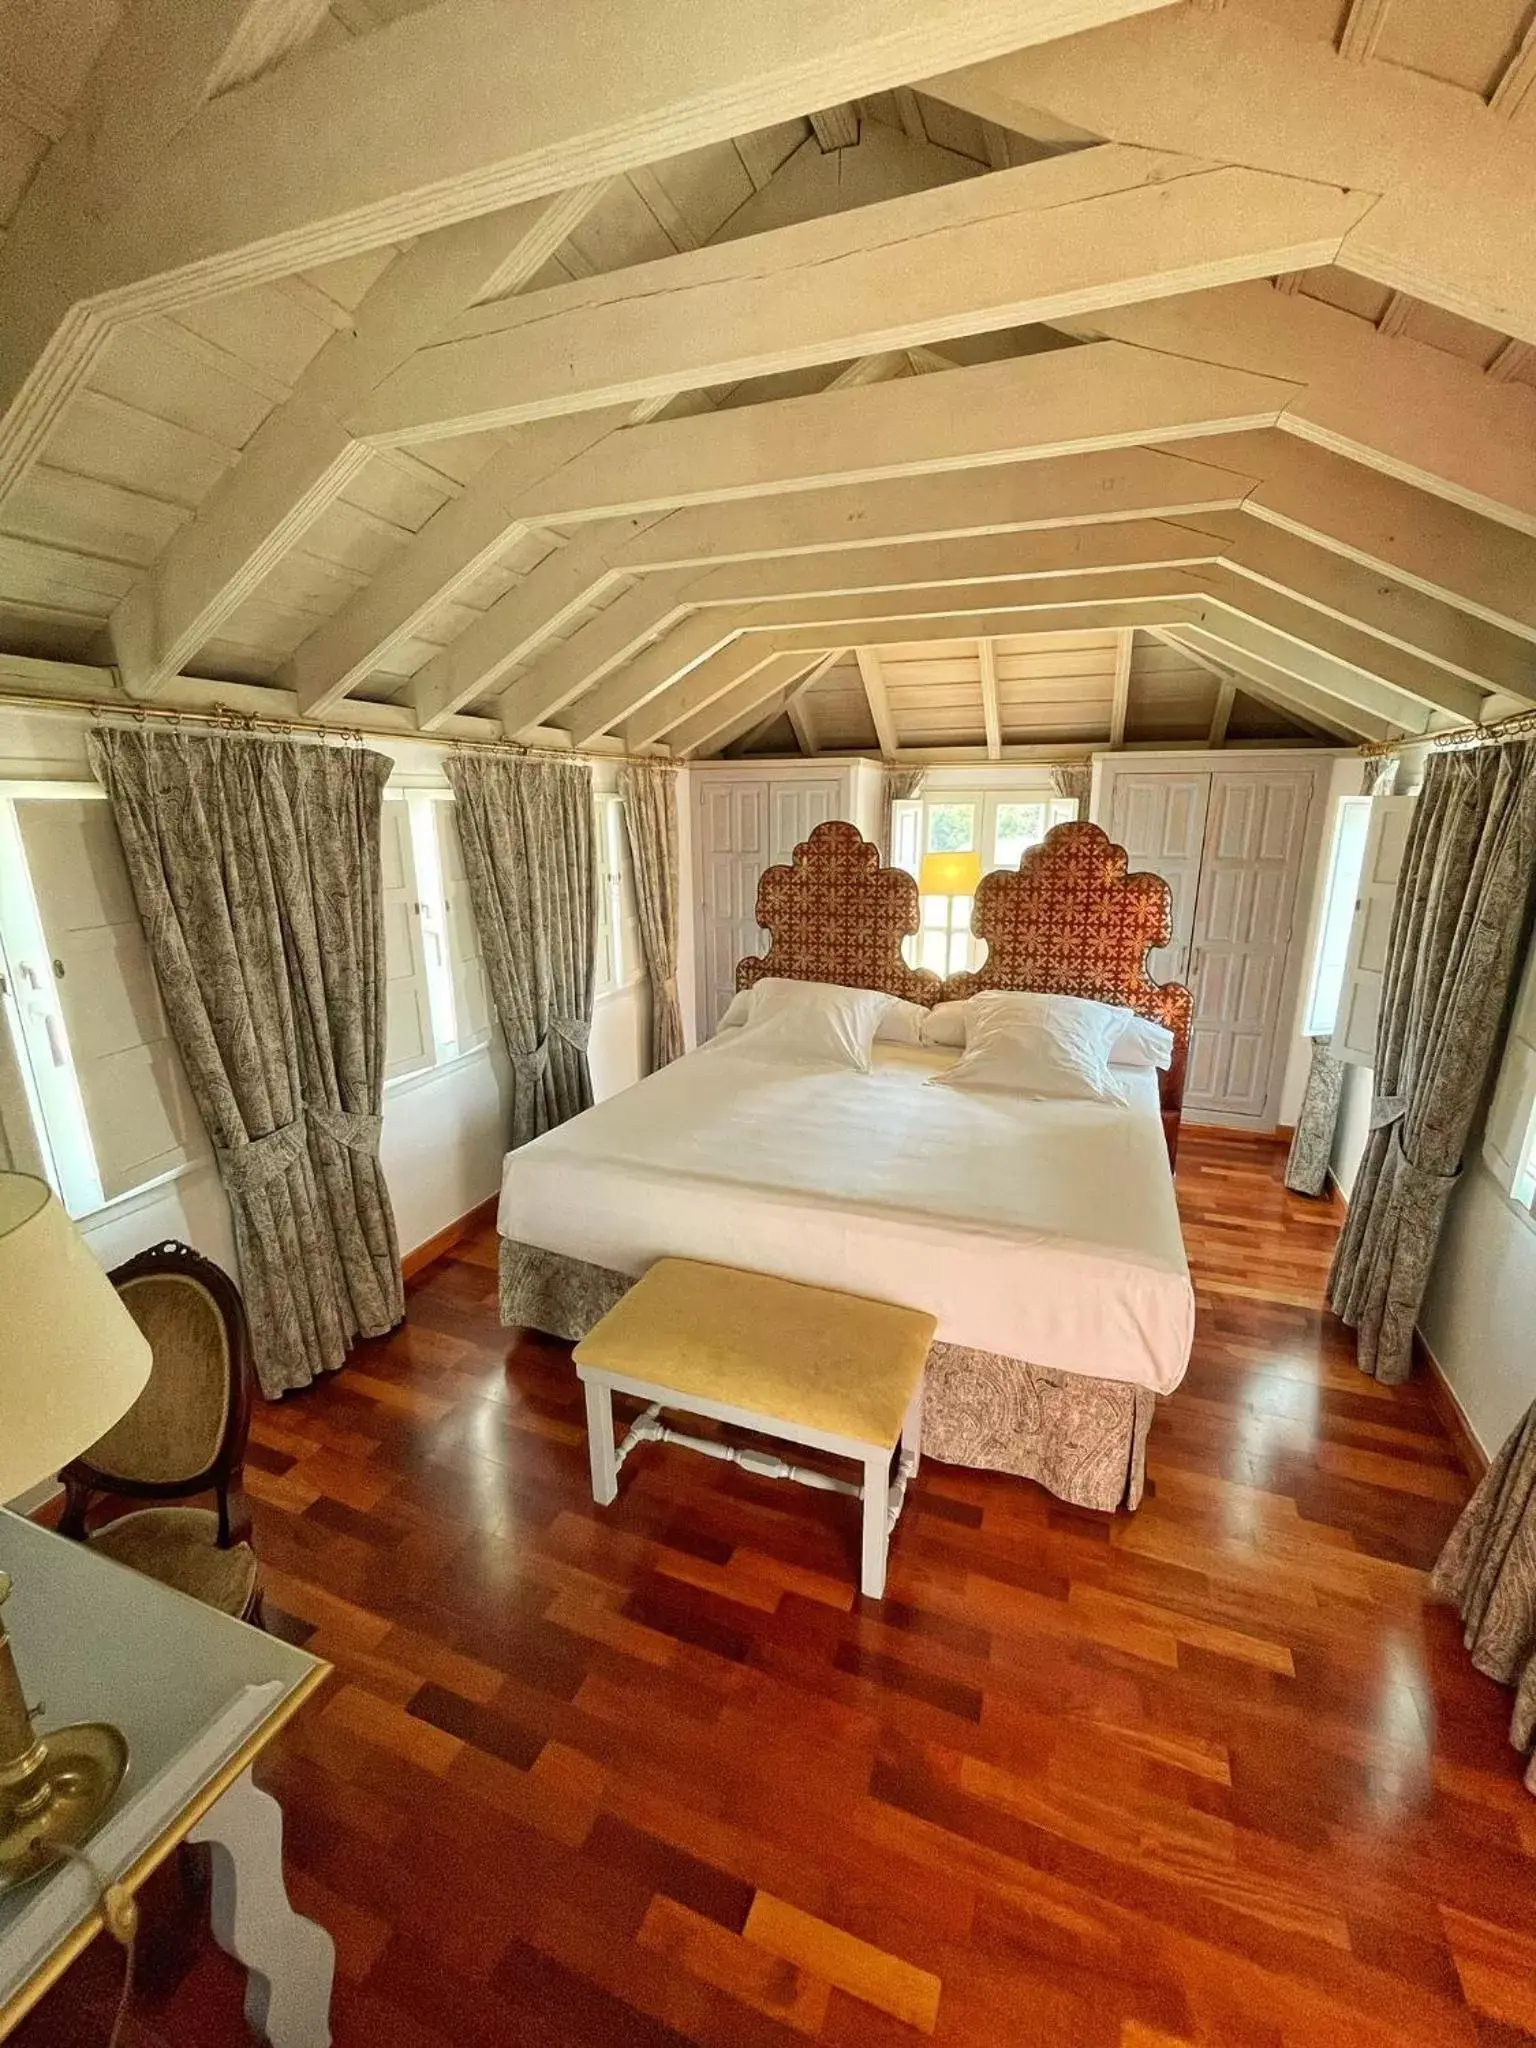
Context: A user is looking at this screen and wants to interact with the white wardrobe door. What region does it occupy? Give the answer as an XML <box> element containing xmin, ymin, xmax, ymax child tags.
<box><xmin>1184</xmin><ymin>771</ymin><xmax>1312</xmax><ymax>1120</ymax></box>
<box><xmin>695</xmin><ymin>778</ymin><xmax>770</xmax><ymax>1039</ymax></box>
<box><xmin>769</xmin><ymin>778</ymin><xmax>844</xmax><ymax>863</ymax></box>
<box><xmin>1105</xmin><ymin>771</ymin><xmax>1210</xmax><ymax>983</ymax></box>
<box><xmin>15</xmin><ymin>797</ymin><xmax>207</xmax><ymax>1201</ymax></box>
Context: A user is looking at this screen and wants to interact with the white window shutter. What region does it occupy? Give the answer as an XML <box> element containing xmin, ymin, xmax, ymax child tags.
<box><xmin>380</xmin><ymin>798</ymin><xmax>434</xmax><ymax>1081</ymax></box>
<box><xmin>438</xmin><ymin>804</ymin><xmax>490</xmax><ymax>1054</ymax></box>
<box><xmin>15</xmin><ymin>798</ymin><xmax>207</xmax><ymax>1202</ymax></box>
<box><xmin>1329</xmin><ymin>794</ymin><xmax>1416</xmax><ymax>1068</ymax></box>
<box><xmin>1484</xmin><ymin>939</ymin><xmax>1536</xmax><ymax>1202</ymax></box>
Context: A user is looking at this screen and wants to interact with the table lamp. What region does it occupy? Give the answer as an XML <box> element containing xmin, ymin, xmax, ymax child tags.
<box><xmin>0</xmin><ymin>1172</ymin><xmax>152</xmax><ymax>1886</ymax></box>
<box><xmin>919</xmin><ymin>849</ymin><xmax>983</xmax><ymax>975</ymax></box>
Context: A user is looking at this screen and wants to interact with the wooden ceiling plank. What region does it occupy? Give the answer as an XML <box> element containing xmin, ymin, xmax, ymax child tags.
<box><xmin>1336</xmin><ymin>0</ymin><xmax>1392</xmax><ymax>63</ymax></box>
<box><xmin>349</xmin><ymin>146</ymin><xmax>1369</xmax><ymax>441</ymax></box>
<box><xmin>856</xmin><ymin>646</ymin><xmax>901</xmax><ymax>760</ymax></box>
<box><xmin>109</xmin><ymin>183</ymin><xmax>608</xmax><ymax>699</ymax></box>
<box><xmin>1162</xmin><ymin>623</ymin><xmax>1388</xmax><ymax>742</ymax></box>
<box><xmin>644</xmin><ymin>650</ymin><xmax>812</xmax><ymax>756</ymax></box>
<box><xmin>977</xmin><ymin>638</ymin><xmax>1001</xmax><ymax>758</ymax></box>
<box><xmin>531</xmin><ymin>597</ymin><xmax>732</xmax><ymax>745</ymax></box>
<box><xmin>1108</xmin><ymin>626</ymin><xmax>1133</xmax><ymax>745</ymax></box>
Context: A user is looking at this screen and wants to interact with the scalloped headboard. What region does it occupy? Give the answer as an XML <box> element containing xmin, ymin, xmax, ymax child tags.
<box><xmin>734</xmin><ymin>818</ymin><xmax>1191</xmax><ymax>1162</ymax></box>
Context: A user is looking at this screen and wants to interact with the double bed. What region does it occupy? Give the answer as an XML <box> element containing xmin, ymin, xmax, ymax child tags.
<box><xmin>497</xmin><ymin>820</ymin><xmax>1195</xmax><ymax>1512</ymax></box>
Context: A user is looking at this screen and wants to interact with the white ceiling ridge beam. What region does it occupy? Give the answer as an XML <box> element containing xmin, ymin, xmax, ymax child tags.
<box><xmin>108</xmin><ymin>184</ymin><xmax>608</xmax><ymax>699</ymax></box>
<box><xmin>348</xmin><ymin>144</ymin><xmax>1369</xmax><ymax>443</ymax></box>
<box><xmin>284</xmin><ymin>405</ymin><xmax>630</xmax><ymax>716</ymax></box>
<box><xmin>722</xmin><ymin>569</ymin><xmax>1211</xmax><ymax>632</ymax></box>
<box><xmin>491</xmin><ymin>528</ymin><xmax>1234</xmax><ymax>737</ymax></box>
<box><xmin>1161</xmin><ymin>624</ymin><xmax>1394</xmax><ymax>743</ymax></box>
<box><xmin>315</xmin><ymin>344</ymin><xmax>1282</xmax><ymax>721</ymax></box>
<box><xmin>1055</xmin><ymin>284</ymin><xmax>1536</xmax><ymax>534</ymax></box>
<box><xmin>2</xmin><ymin>0</ymin><xmax>1176</xmax><ymax>503</ymax></box>
<box><xmin>923</xmin><ymin>5</ymin><xmax>1536</xmax><ymax>344</ymax></box>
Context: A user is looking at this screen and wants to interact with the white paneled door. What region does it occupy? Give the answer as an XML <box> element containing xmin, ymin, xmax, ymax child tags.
<box><xmin>1105</xmin><ymin>772</ymin><xmax>1210</xmax><ymax>984</ymax></box>
<box><xmin>1184</xmin><ymin>773</ymin><xmax>1312</xmax><ymax>1120</ymax></box>
<box><xmin>694</xmin><ymin>774</ymin><xmax>846</xmax><ymax>1038</ymax></box>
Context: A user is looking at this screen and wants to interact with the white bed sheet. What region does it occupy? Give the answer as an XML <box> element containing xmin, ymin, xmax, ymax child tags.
<box><xmin>497</xmin><ymin>1042</ymin><xmax>1194</xmax><ymax>1394</ymax></box>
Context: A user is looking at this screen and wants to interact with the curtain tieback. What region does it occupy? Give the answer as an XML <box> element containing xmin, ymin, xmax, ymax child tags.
<box><xmin>513</xmin><ymin>1016</ymin><xmax>591</xmax><ymax>1079</ymax></box>
<box><xmin>215</xmin><ymin>1117</ymin><xmax>308</xmax><ymax>1197</ymax></box>
<box><xmin>308</xmin><ymin>1103</ymin><xmax>383</xmax><ymax>1156</ymax></box>
<box><xmin>659</xmin><ymin>976</ymin><xmax>679</xmax><ymax>1002</ymax></box>
<box><xmin>1385</xmin><ymin>1127</ymin><xmax>1461</xmax><ymax>1206</ymax></box>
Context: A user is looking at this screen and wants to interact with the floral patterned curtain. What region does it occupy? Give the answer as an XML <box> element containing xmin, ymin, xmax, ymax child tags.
<box><xmin>618</xmin><ymin>761</ymin><xmax>685</xmax><ymax>1070</ymax></box>
<box><xmin>1328</xmin><ymin>740</ymin><xmax>1536</xmax><ymax>1382</ymax></box>
<box><xmin>445</xmin><ymin>752</ymin><xmax>595</xmax><ymax>1147</ymax></box>
<box><xmin>89</xmin><ymin>728</ymin><xmax>403</xmax><ymax>1397</ymax></box>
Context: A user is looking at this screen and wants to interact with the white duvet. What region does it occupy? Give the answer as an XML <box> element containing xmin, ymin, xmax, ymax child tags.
<box><xmin>497</xmin><ymin>1042</ymin><xmax>1194</xmax><ymax>1394</ymax></box>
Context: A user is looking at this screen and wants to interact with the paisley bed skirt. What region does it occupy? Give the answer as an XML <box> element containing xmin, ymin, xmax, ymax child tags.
<box><xmin>499</xmin><ymin>1236</ymin><xmax>1155</xmax><ymax>1513</ymax></box>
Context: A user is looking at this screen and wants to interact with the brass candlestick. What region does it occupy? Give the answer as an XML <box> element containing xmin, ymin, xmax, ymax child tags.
<box><xmin>0</xmin><ymin>1570</ymin><xmax>126</xmax><ymax>1888</ymax></box>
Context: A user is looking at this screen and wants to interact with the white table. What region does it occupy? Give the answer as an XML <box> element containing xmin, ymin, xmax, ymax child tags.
<box><xmin>0</xmin><ymin>1511</ymin><xmax>333</xmax><ymax>2044</ymax></box>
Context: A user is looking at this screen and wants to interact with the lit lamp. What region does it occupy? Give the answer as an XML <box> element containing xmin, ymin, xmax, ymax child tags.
<box><xmin>0</xmin><ymin>1173</ymin><xmax>151</xmax><ymax>1885</ymax></box>
<box><xmin>919</xmin><ymin>849</ymin><xmax>984</xmax><ymax>975</ymax></box>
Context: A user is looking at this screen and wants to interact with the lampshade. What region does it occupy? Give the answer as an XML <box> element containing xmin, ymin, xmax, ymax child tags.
<box><xmin>0</xmin><ymin>1173</ymin><xmax>152</xmax><ymax>1499</ymax></box>
<box><xmin>919</xmin><ymin>849</ymin><xmax>983</xmax><ymax>898</ymax></box>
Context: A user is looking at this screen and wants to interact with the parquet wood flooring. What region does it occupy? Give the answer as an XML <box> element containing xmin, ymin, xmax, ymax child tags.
<box><xmin>18</xmin><ymin>1134</ymin><xmax>1535</xmax><ymax>2048</ymax></box>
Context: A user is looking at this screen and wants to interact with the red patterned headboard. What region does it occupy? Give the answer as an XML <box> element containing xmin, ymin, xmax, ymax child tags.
<box><xmin>735</xmin><ymin>819</ymin><xmax>1191</xmax><ymax>1162</ymax></box>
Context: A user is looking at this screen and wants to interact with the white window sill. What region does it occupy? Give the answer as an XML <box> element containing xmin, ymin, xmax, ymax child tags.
<box><xmin>71</xmin><ymin>1156</ymin><xmax>211</xmax><ymax>1231</ymax></box>
<box><xmin>384</xmin><ymin>1041</ymin><xmax>494</xmax><ymax>1101</ymax></box>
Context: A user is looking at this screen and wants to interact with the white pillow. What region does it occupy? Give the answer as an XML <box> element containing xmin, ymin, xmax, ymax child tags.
<box><xmin>710</xmin><ymin>978</ymin><xmax>893</xmax><ymax>1071</ymax></box>
<box><xmin>1111</xmin><ymin>1012</ymin><xmax>1175</xmax><ymax>1070</ymax></box>
<box><xmin>920</xmin><ymin>1000</ymin><xmax>968</xmax><ymax>1049</ymax></box>
<box><xmin>714</xmin><ymin>981</ymin><xmax>926</xmax><ymax>1047</ymax></box>
<box><xmin>930</xmin><ymin>990</ymin><xmax>1127</xmax><ymax>1104</ymax></box>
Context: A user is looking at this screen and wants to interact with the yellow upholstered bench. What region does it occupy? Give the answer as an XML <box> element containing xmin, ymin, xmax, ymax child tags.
<box><xmin>572</xmin><ymin>1259</ymin><xmax>937</xmax><ymax>1599</ymax></box>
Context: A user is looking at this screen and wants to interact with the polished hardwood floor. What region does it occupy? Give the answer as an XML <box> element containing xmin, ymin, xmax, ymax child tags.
<box><xmin>23</xmin><ymin>1133</ymin><xmax>1536</xmax><ymax>2048</ymax></box>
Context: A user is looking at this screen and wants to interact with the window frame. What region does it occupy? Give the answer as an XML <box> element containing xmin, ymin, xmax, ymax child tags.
<box><xmin>891</xmin><ymin>787</ymin><xmax>1077</xmax><ymax>975</ymax></box>
<box><xmin>1301</xmin><ymin>793</ymin><xmax>1373</xmax><ymax>1041</ymax></box>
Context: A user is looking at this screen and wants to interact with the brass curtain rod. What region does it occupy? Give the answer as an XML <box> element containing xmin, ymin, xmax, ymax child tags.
<box><xmin>1362</xmin><ymin>703</ymin><xmax>1536</xmax><ymax>759</ymax></box>
<box><xmin>0</xmin><ymin>691</ymin><xmax>674</xmax><ymax>770</ymax></box>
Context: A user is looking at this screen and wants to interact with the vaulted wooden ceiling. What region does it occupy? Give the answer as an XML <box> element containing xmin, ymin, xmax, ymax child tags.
<box><xmin>2</xmin><ymin>0</ymin><xmax>1535</xmax><ymax>761</ymax></box>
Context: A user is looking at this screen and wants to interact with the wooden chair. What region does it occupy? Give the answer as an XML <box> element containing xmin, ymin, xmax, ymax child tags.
<box><xmin>59</xmin><ymin>1241</ymin><xmax>263</xmax><ymax>1625</ymax></box>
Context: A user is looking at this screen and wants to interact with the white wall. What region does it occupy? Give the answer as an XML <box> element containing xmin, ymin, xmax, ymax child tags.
<box><xmin>0</xmin><ymin>711</ymin><xmax>671</xmax><ymax>1284</ymax></box>
<box><xmin>1420</xmin><ymin>1158</ymin><xmax>1536</xmax><ymax>1456</ymax></box>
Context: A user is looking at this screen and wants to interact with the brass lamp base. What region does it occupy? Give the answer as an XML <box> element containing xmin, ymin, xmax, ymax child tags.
<box><xmin>0</xmin><ymin>1721</ymin><xmax>128</xmax><ymax>1888</ymax></box>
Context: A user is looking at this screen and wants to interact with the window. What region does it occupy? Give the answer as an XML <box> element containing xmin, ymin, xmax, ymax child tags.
<box><xmin>0</xmin><ymin>786</ymin><xmax>207</xmax><ymax>1219</ymax></box>
<box><xmin>891</xmin><ymin>789</ymin><xmax>1077</xmax><ymax>975</ymax></box>
<box><xmin>1302</xmin><ymin>795</ymin><xmax>1372</xmax><ymax>1038</ymax></box>
<box><xmin>1485</xmin><ymin>933</ymin><xmax>1536</xmax><ymax>1220</ymax></box>
<box><xmin>593</xmin><ymin>793</ymin><xmax>642</xmax><ymax>997</ymax></box>
<box><xmin>380</xmin><ymin>792</ymin><xmax>490</xmax><ymax>1085</ymax></box>
<box><xmin>1329</xmin><ymin>794</ymin><xmax>1416</xmax><ymax>1066</ymax></box>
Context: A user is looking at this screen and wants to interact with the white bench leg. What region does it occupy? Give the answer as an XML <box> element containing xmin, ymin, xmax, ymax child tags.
<box><xmin>861</xmin><ymin>1451</ymin><xmax>890</xmax><ymax>1599</ymax></box>
<box><xmin>902</xmin><ymin>1381</ymin><xmax>923</xmax><ymax>1478</ymax></box>
<box><xmin>583</xmin><ymin>1377</ymin><xmax>619</xmax><ymax>1505</ymax></box>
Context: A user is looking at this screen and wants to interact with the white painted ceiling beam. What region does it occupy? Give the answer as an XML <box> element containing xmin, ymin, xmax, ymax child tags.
<box><xmin>1189</xmin><ymin>607</ymin><xmax>1431</xmax><ymax>736</ymax></box>
<box><xmin>977</xmin><ymin>639</ymin><xmax>1002</xmax><ymax>759</ymax></box>
<box><xmin>350</xmin><ymin>146</ymin><xmax>1371</xmax><ymax>442</ymax></box>
<box><xmin>622</xmin><ymin>639</ymin><xmax>793</xmax><ymax>750</ymax></box>
<box><xmin>664</xmin><ymin>654</ymin><xmax>825</xmax><ymax>758</ymax></box>
<box><xmin>1108</xmin><ymin>628</ymin><xmax>1133</xmax><ymax>746</ymax></box>
<box><xmin>298</xmin><ymin>343</ymin><xmax>1288</xmax><ymax>716</ymax></box>
<box><xmin>491</xmin><ymin>526</ymin><xmax>1231</xmax><ymax>738</ymax></box>
<box><xmin>410</xmin><ymin>449</ymin><xmax>1251</xmax><ymax>729</ymax></box>
<box><xmin>107</xmin><ymin>184</ymin><xmax>607</xmax><ymax>698</ymax></box>
<box><xmin>1056</xmin><ymin>285</ymin><xmax>1536</xmax><ymax>536</ymax></box>
<box><xmin>927</xmin><ymin>3</ymin><xmax>1536</xmax><ymax>342</ymax></box>
<box><xmin>7</xmin><ymin>0</ymin><xmax>1137</xmax><ymax>498</ymax></box>
<box><xmin>1159</xmin><ymin>626</ymin><xmax>1395</xmax><ymax>744</ymax></box>
<box><xmin>0</xmin><ymin>0</ymin><xmax>333</xmax><ymax>503</ymax></box>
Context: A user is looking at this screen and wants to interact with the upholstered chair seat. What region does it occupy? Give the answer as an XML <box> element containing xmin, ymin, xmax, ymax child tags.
<box><xmin>61</xmin><ymin>1242</ymin><xmax>263</xmax><ymax>1627</ymax></box>
<box><xmin>88</xmin><ymin>1506</ymin><xmax>259</xmax><ymax>1618</ymax></box>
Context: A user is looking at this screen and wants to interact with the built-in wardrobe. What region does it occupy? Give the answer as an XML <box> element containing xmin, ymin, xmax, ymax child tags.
<box><xmin>1094</xmin><ymin>750</ymin><xmax>1337</xmax><ymax>1131</ymax></box>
